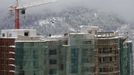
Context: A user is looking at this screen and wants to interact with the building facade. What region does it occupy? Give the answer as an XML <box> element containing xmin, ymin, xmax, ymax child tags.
<box><xmin>15</xmin><ymin>42</ymin><xmax>47</xmax><ymax>75</ymax></box>
<box><xmin>95</xmin><ymin>32</ymin><xmax>121</xmax><ymax>75</ymax></box>
<box><xmin>15</xmin><ymin>37</ymin><xmax>66</xmax><ymax>75</ymax></box>
<box><xmin>0</xmin><ymin>29</ymin><xmax>37</xmax><ymax>75</ymax></box>
<box><xmin>1</xmin><ymin>28</ymin><xmax>132</xmax><ymax>75</ymax></box>
<box><xmin>120</xmin><ymin>41</ymin><xmax>133</xmax><ymax>75</ymax></box>
<box><xmin>0</xmin><ymin>38</ymin><xmax>15</xmax><ymax>75</ymax></box>
<box><xmin>65</xmin><ymin>31</ymin><xmax>133</xmax><ymax>75</ymax></box>
<box><xmin>66</xmin><ymin>33</ymin><xmax>96</xmax><ymax>75</ymax></box>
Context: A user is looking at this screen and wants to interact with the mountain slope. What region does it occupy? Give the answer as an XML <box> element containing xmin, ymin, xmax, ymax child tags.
<box><xmin>0</xmin><ymin>7</ymin><xmax>127</xmax><ymax>35</ymax></box>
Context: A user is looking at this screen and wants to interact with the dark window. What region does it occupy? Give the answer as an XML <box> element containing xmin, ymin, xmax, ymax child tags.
<box><xmin>103</xmin><ymin>57</ymin><xmax>113</xmax><ymax>63</ymax></box>
<box><xmin>99</xmin><ymin>67</ymin><xmax>113</xmax><ymax>72</ymax></box>
<box><xmin>49</xmin><ymin>69</ymin><xmax>57</xmax><ymax>74</ymax></box>
<box><xmin>60</xmin><ymin>64</ymin><xmax>64</xmax><ymax>70</ymax></box>
<box><xmin>98</xmin><ymin>48</ymin><xmax>102</xmax><ymax>53</ymax></box>
<box><xmin>109</xmin><ymin>57</ymin><xmax>112</xmax><ymax>61</ymax></box>
<box><xmin>83</xmin><ymin>40</ymin><xmax>92</xmax><ymax>44</ymax></box>
<box><xmin>99</xmin><ymin>57</ymin><xmax>102</xmax><ymax>63</ymax></box>
<box><xmin>49</xmin><ymin>59</ymin><xmax>57</xmax><ymax>64</ymax></box>
<box><xmin>33</xmin><ymin>60</ymin><xmax>38</xmax><ymax>68</ymax></box>
<box><xmin>114</xmin><ymin>50</ymin><xmax>119</xmax><ymax>54</ymax></box>
<box><xmin>103</xmin><ymin>48</ymin><xmax>107</xmax><ymax>53</ymax></box>
<box><xmin>99</xmin><ymin>68</ymin><xmax>103</xmax><ymax>72</ymax></box>
<box><xmin>20</xmin><ymin>70</ymin><xmax>25</xmax><ymax>75</ymax></box>
<box><xmin>88</xmin><ymin>30</ymin><xmax>92</xmax><ymax>34</ymax></box>
<box><xmin>2</xmin><ymin>33</ymin><xmax>5</xmax><ymax>37</ymax></box>
<box><xmin>71</xmin><ymin>48</ymin><xmax>78</xmax><ymax>73</ymax></box>
<box><xmin>49</xmin><ymin>49</ymin><xmax>57</xmax><ymax>55</ymax></box>
<box><xmin>99</xmin><ymin>48</ymin><xmax>113</xmax><ymax>54</ymax></box>
<box><xmin>24</xmin><ymin>32</ymin><xmax>29</xmax><ymax>36</ymax></box>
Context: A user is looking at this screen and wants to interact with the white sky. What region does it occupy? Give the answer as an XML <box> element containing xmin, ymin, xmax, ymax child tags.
<box><xmin>0</xmin><ymin>0</ymin><xmax>134</xmax><ymax>23</ymax></box>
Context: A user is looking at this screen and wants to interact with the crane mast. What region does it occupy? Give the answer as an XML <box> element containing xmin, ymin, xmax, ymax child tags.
<box><xmin>15</xmin><ymin>0</ymin><xmax>20</xmax><ymax>29</ymax></box>
<box><xmin>10</xmin><ymin>0</ymin><xmax>56</xmax><ymax>29</ymax></box>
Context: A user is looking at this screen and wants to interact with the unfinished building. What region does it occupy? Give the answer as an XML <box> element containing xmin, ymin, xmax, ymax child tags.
<box><xmin>66</xmin><ymin>33</ymin><xmax>96</xmax><ymax>75</ymax></box>
<box><xmin>15</xmin><ymin>36</ymin><xmax>67</xmax><ymax>75</ymax></box>
<box><xmin>95</xmin><ymin>32</ymin><xmax>120</xmax><ymax>75</ymax></box>
<box><xmin>120</xmin><ymin>41</ymin><xmax>133</xmax><ymax>75</ymax></box>
<box><xmin>0</xmin><ymin>38</ymin><xmax>15</xmax><ymax>75</ymax></box>
<box><xmin>0</xmin><ymin>27</ymin><xmax>133</xmax><ymax>75</ymax></box>
<box><xmin>94</xmin><ymin>31</ymin><xmax>133</xmax><ymax>75</ymax></box>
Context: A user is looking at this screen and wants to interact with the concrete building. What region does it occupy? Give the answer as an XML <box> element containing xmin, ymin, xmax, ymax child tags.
<box><xmin>95</xmin><ymin>32</ymin><xmax>121</xmax><ymax>75</ymax></box>
<box><xmin>15</xmin><ymin>36</ymin><xmax>67</xmax><ymax>75</ymax></box>
<box><xmin>65</xmin><ymin>26</ymin><xmax>133</xmax><ymax>75</ymax></box>
<box><xmin>1</xmin><ymin>29</ymin><xmax>37</xmax><ymax>38</ymax></box>
<box><xmin>120</xmin><ymin>41</ymin><xmax>133</xmax><ymax>75</ymax></box>
<box><xmin>0</xmin><ymin>38</ymin><xmax>15</xmax><ymax>75</ymax></box>
<box><xmin>0</xmin><ymin>29</ymin><xmax>37</xmax><ymax>75</ymax></box>
<box><xmin>66</xmin><ymin>33</ymin><xmax>96</xmax><ymax>75</ymax></box>
<box><xmin>0</xmin><ymin>27</ymin><xmax>133</xmax><ymax>75</ymax></box>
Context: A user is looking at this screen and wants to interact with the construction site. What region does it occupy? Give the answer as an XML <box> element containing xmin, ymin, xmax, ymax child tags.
<box><xmin>0</xmin><ymin>0</ymin><xmax>133</xmax><ymax>75</ymax></box>
<box><xmin>0</xmin><ymin>25</ymin><xmax>133</xmax><ymax>75</ymax></box>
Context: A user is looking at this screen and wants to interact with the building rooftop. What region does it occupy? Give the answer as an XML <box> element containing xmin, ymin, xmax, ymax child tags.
<box><xmin>1</xmin><ymin>29</ymin><xmax>37</xmax><ymax>38</ymax></box>
<box><xmin>15</xmin><ymin>35</ymin><xmax>62</xmax><ymax>42</ymax></box>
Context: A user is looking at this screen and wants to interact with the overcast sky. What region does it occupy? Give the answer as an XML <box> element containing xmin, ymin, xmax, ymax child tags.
<box><xmin>0</xmin><ymin>0</ymin><xmax>134</xmax><ymax>23</ymax></box>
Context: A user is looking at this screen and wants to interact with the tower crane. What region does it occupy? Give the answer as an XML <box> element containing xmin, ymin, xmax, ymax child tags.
<box><xmin>10</xmin><ymin>0</ymin><xmax>56</xmax><ymax>29</ymax></box>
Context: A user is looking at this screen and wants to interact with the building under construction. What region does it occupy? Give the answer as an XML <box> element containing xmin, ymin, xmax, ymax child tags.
<box><xmin>65</xmin><ymin>27</ymin><xmax>133</xmax><ymax>75</ymax></box>
<box><xmin>1</xmin><ymin>0</ymin><xmax>133</xmax><ymax>74</ymax></box>
<box><xmin>0</xmin><ymin>38</ymin><xmax>15</xmax><ymax>75</ymax></box>
<box><xmin>95</xmin><ymin>32</ymin><xmax>121</xmax><ymax>75</ymax></box>
<box><xmin>15</xmin><ymin>35</ymin><xmax>67</xmax><ymax>75</ymax></box>
<box><xmin>0</xmin><ymin>26</ymin><xmax>133</xmax><ymax>75</ymax></box>
<box><xmin>120</xmin><ymin>41</ymin><xmax>133</xmax><ymax>75</ymax></box>
<box><xmin>0</xmin><ymin>29</ymin><xmax>37</xmax><ymax>75</ymax></box>
<box><xmin>66</xmin><ymin>33</ymin><xmax>96</xmax><ymax>75</ymax></box>
<box><xmin>95</xmin><ymin>32</ymin><xmax>133</xmax><ymax>75</ymax></box>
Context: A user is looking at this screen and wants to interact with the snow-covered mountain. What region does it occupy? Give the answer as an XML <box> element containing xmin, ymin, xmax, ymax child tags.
<box><xmin>0</xmin><ymin>7</ymin><xmax>128</xmax><ymax>35</ymax></box>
